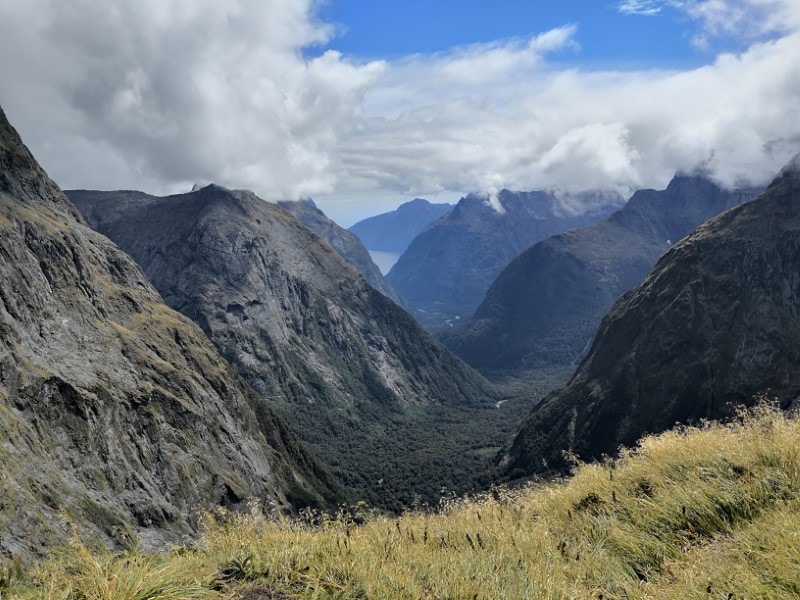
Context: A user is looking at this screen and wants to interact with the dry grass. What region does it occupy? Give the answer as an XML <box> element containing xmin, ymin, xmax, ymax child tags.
<box><xmin>6</xmin><ymin>404</ymin><xmax>800</xmax><ymax>599</ymax></box>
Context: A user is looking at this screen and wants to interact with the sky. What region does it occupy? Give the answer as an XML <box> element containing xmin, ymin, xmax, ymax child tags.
<box><xmin>0</xmin><ymin>0</ymin><xmax>799</xmax><ymax>226</ymax></box>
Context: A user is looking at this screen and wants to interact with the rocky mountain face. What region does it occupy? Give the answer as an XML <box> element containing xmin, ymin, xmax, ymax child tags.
<box><xmin>502</xmin><ymin>158</ymin><xmax>800</xmax><ymax>478</ymax></box>
<box><xmin>442</xmin><ymin>175</ymin><xmax>762</xmax><ymax>376</ymax></box>
<box><xmin>277</xmin><ymin>199</ymin><xmax>402</xmax><ymax>305</ymax></box>
<box><xmin>348</xmin><ymin>198</ymin><xmax>453</xmax><ymax>254</ymax></box>
<box><xmin>386</xmin><ymin>190</ymin><xmax>621</xmax><ymax>331</ymax></box>
<box><xmin>0</xmin><ymin>107</ymin><xmax>337</xmax><ymax>557</ymax></box>
<box><xmin>68</xmin><ymin>186</ymin><xmax>497</xmax><ymax>510</ymax></box>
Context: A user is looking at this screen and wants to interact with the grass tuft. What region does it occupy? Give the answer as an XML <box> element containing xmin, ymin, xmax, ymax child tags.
<box><xmin>5</xmin><ymin>403</ymin><xmax>800</xmax><ymax>598</ymax></box>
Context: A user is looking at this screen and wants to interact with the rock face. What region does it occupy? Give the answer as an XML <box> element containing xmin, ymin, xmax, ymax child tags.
<box><xmin>442</xmin><ymin>175</ymin><xmax>762</xmax><ymax>376</ymax></box>
<box><xmin>502</xmin><ymin>158</ymin><xmax>800</xmax><ymax>477</ymax></box>
<box><xmin>67</xmin><ymin>186</ymin><xmax>495</xmax><ymax>509</ymax></box>
<box><xmin>386</xmin><ymin>190</ymin><xmax>621</xmax><ymax>331</ymax></box>
<box><xmin>0</xmin><ymin>107</ymin><xmax>337</xmax><ymax>557</ymax></box>
<box><xmin>348</xmin><ymin>198</ymin><xmax>452</xmax><ymax>254</ymax></box>
<box><xmin>277</xmin><ymin>198</ymin><xmax>402</xmax><ymax>305</ymax></box>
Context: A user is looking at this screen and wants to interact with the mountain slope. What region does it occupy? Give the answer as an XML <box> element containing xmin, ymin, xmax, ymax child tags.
<box><xmin>443</xmin><ymin>175</ymin><xmax>762</xmax><ymax>375</ymax></box>
<box><xmin>0</xmin><ymin>107</ymin><xmax>336</xmax><ymax>557</ymax></box>
<box><xmin>386</xmin><ymin>190</ymin><xmax>621</xmax><ymax>331</ymax></box>
<box><xmin>348</xmin><ymin>198</ymin><xmax>452</xmax><ymax>254</ymax></box>
<box><xmin>502</xmin><ymin>157</ymin><xmax>800</xmax><ymax>477</ymax></box>
<box><xmin>67</xmin><ymin>186</ymin><xmax>498</xmax><ymax>509</ymax></box>
<box><xmin>277</xmin><ymin>199</ymin><xmax>402</xmax><ymax>304</ymax></box>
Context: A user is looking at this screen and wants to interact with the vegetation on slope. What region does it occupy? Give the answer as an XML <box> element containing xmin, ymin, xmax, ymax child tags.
<box><xmin>4</xmin><ymin>404</ymin><xmax>800</xmax><ymax>598</ymax></box>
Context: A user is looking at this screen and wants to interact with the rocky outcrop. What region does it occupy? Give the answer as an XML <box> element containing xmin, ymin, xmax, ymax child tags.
<box><xmin>277</xmin><ymin>199</ymin><xmax>402</xmax><ymax>304</ymax></box>
<box><xmin>443</xmin><ymin>175</ymin><xmax>762</xmax><ymax>376</ymax></box>
<box><xmin>68</xmin><ymin>186</ymin><xmax>495</xmax><ymax>509</ymax></box>
<box><xmin>348</xmin><ymin>198</ymin><xmax>452</xmax><ymax>254</ymax></box>
<box><xmin>0</xmin><ymin>107</ymin><xmax>337</xmax><ymax>557</ymax></box>
<box><xmin>502</xmin><ymin>158</ymin><xmax>800</xmax><ymax>477</ymax></box>
<box><xmin>387</xmin><ymin>190</ymin><xmax>621</xmax><ymax>331</ymax></box>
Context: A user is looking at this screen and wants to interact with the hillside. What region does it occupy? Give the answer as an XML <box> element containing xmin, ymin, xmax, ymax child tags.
<box><xmin>442</xmin><ymin>174</ymin><xmax>762</xmax><ymax>376</ymax></box>
<box><xmin>67</xmin><ymin>186</ymin><xmax>502</xmax><ymax>510</ymax></box>
<box><xmin>503</xmin><ymin>156</ymin><xmax>800</xmax><ymax>477</ymax></box>
<box><xmin>0</xmin><ymin>107</ymin><xmax>337</xmax><ymax>557</ymax></box>
<box><xmin>8</xmin><ymin>405</ymin><xmax>800</xmax><ymax>598</ymax></box>
<box><xmin>276</xmin><ymin>199</ymin><xmax>402</xmax><ymax>304</ymax></box>
<box><xmin>386</xmin><ymin>189</ymin><xmax>621</xmax><ymax>331</ymax></box>
<box><xmin>348</xmin><ymin>197</ymin><xmax>452</xmax><ymax>254</ymax></box>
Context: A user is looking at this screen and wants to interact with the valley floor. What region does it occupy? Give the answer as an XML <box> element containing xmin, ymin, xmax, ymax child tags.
<box><xmin>4</xmin><ymin>404</ymin><xmax>800</xmax><ymax>599</ymax></box>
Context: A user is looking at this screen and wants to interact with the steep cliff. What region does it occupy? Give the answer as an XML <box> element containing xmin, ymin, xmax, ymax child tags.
<box><xmin>0</xmin><ymin>107</ymin><xmax>337</xmax><ymax>556</ymax></box>
<box><xmin>503</xmin><ymin>158</ymin><xmax>800</xmax><ymax>477</ymax></box>
<box><xmin>277</xmin><ymin>198</ymin><xmax>402</xmax><ymax>304</ymax></box>
<box><xmin>68</xmin><ymin>186</ymin><xmax>497</xmax><ymax>509</ymax></box>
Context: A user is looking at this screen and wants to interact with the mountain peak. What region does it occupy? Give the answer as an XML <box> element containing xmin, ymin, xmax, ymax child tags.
<box><xmin>772</xmin><ymin>153</ymin><xmax>800</xmax><ymax>186</ymax></box>
<box><xmin>0</xmin><ymin>107</ymin><xmax>78</xmax><ymax>216</ymax></box>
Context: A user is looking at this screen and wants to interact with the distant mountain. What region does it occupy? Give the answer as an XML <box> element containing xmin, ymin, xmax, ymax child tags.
<box><xmin>68</xmin><ymin>186</ymin><xmax>497</xmax><ymax>510</ymax></box>
<box><xmin>277</xmin><ymin>198</ymin><xmax>402</xmax><ymax>305</ymax></box>
<box><xmin>0</xmin><ymin>107</ymin><xmax>336</xmax><ymax>557</ymax></box>
<box><xmin>348</xmin><ymin>198</ymin><xmax>452</xmax><ymax>254</ymax></box>
<box><xmin>443</xmin><ymin>174</ymin><xmax>762</xmax><ymax>376</ymax></box>
<box><xmin>502</xmin><ymin>157</ymin><xmax>800</xmax><ymax>478</ymax></box>
<box><xmin>386</xmin><ymin>190</ymin><xmax>622</xmax><ymax>331</ymax></box>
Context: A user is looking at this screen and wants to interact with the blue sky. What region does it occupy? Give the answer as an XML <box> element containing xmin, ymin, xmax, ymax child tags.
<box><xmin>318</xmin><ymin>1</ymin><xmax>731</xmax><ymax>67</ymax></box>
<box><xmin>0</xmin><ymin>0</ymin><xmax>798</xmax><ymax>225</ymax></box>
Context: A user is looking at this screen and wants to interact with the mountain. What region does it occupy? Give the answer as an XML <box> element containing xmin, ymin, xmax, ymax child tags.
<box><xmin>348</xmin><ymin>198</ymin><xmax>452</xmax><ymax>254</ymax></box>
<box><xmin>277</xmin><ymin>198</ymin><xmax>402</xmax><ymax>305</ymax></box>
<box><xmin>386</xmin><ymin>190</ymin><xmax>622</xmax><ymax>331</ymax></box>
<box><xmin>67</xmin><ymin>186</ymin><xmax>498</xmax><ymax>510</ymax></box>
<box><xmin>442</xmin><ymin>174</ymin><xmax>762</xmax><ymax>376</ymax></box>
<box><xmin>0</xmin><ymin>107</ymin><xmax>337</xmax><ymax>557</ymax></box>
<box><xmin>502</xmin><ymin>157</ymin><xmax>800</xmax><ymax>478</ymax></box>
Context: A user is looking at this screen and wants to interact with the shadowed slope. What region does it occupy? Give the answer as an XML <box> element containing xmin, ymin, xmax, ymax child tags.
<box><xmin>503</xmin><ymin>157</ymin><xmax>800</xmax><ymax>477</ymax></box>
<box><xmin>443</xmin><ymin>174</ymin><xmax>761</xmax><ymax>376</ymax></box>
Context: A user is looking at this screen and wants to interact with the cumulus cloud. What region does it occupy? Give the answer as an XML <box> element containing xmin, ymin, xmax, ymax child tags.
<box><xmin>0</xmin><ymin>0</ymin><xmax>798</xmax><ymax>224</ymax></box>
<box><xmin>0</xmin><ymin>0</ymin><xmax>384</xmax><ymax>199</ymax></box>
<box><xmin>334</xmin><ymin>27</ymin><xmax>800</xmax><ymax>207</ymax></box>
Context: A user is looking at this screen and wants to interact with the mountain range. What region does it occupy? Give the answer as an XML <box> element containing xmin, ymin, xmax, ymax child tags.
<box><xmin>502</xmin><ymin>157</ymin><xmax>800</xmax><ymax>478</ymax></box>
<box><xmin>67</xmin><ymin>185</ymin><xmax>499</xmax><ymax>510</ymax></box>
<box><xmin>386</xmin><ymin>190</ymin><xmax>622</xmax><ymax>331</ymax></box>
<box><xmin>348</xmin><ymin>198</ymin><xmax>452</xmax><ymax>254</ymax></box>
<box><xmin>442</xmin><ymin>174</ymin><xmax>762</xmax><ymax>376</ymax></box>
<box><xmin>0</xmin><ymin>107</ymin><xmax>336</xmax><ymax>556</ymax></box>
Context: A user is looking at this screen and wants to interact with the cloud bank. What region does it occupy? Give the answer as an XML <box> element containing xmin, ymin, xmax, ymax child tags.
<box><xmin>0</xmin><ymin>0</ymin><xmax>384</xmax><ymax>199</ymax></box>
<box><xmin>0</xmin><ymin>0</ymin><xmax>798</xmax><ymax>222</ymax></box>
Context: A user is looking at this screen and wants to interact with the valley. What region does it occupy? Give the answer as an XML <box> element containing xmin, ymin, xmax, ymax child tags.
<box><xmin>1</xmin><ymin>1</ymin><xmax>799</xmax><ymax>595</ymax></box>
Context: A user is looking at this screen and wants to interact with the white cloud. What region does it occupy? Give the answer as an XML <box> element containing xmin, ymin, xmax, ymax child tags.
<box><xmin>0</xmin><ymin>0</ymin><xmax>384</xmax><ymax>199</ymax></box>
<box><xmin>329</xmin><ymin>27</ymin><xmax>800</xmax><ymax>214</ymax></box>
<box><xmin>617</xmin><ymin>0</ymin><xmax>800</xmax><ymax>39</ymax></box>
<box><xmin>618</xmin><ymin>1</ymin><xmax>666</xmax><ymax>16</ymax></box>
<box><xmin>0</xmin><ymin>0</ymin><xmax>798</xmax><ymax>226</ymax></box>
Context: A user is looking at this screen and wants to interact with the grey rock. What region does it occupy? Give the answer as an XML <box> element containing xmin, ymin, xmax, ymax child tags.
<box><xmin>0</xmin><ymin>106</ymin><xmax>336</xmax><ymax>556</ymax></box>
<box><xmin>67</xmin><ymin>185</ymin><xmax>495</xmax><ymax>509</ymax></box>
<box><xmin>277</xmin><ymin>198</ymin><xmax>402</xmax><ymax>305</ymax></box>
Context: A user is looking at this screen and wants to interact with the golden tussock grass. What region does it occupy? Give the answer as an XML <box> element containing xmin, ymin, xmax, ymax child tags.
<box><xmin>4</xmin><ymin>403</ymin><xmax>800</xmax><ymax>599</ymax></box>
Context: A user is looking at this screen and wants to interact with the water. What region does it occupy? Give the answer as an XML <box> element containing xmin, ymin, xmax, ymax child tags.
<box><xmin>368</xmin><ymin>250</ymin><xmax>401</xmax><ymax>274</ymax></box>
